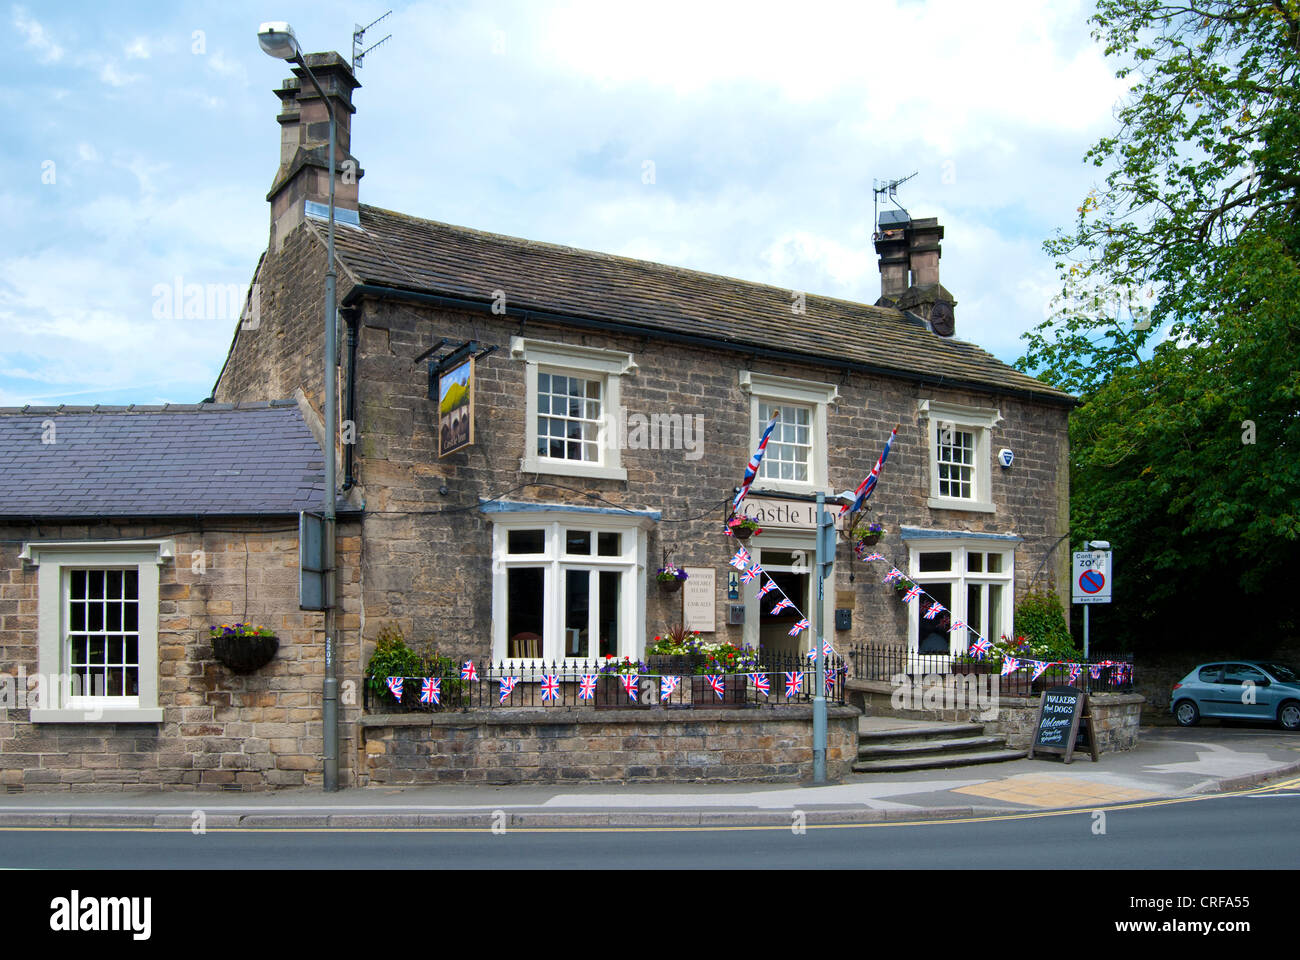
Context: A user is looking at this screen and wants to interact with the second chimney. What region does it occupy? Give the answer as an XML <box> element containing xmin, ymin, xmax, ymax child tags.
<box><xmin>875</xmin><ymin>214</ymin><xmax>957</xmax><ymax>337</ymax></box>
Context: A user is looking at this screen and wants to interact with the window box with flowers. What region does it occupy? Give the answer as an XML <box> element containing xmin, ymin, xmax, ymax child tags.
<box><xmin>689</xmin><ymin>641</ymin><xmax>761</xmax><ymax>708</ymax></box>
<box><xmin>594</xmin><ymin>656</ymin><xmax>651</xmax><ymax>709</ymax></box>
<box><xmin>209</xmin><ymin>623</ymin><xmax>279</xmax><ymax>674</ymax></box>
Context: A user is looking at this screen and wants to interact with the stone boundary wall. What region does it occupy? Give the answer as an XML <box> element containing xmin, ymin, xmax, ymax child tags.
<box><xmin>358</xmin><ymin>706</ymin><xmax>860</xmax><ymax>785</ymax></box>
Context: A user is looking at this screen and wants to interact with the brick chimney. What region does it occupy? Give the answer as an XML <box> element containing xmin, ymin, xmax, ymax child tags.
<box><xmin>875</xmin><ymin>214</ymin><xmax>957</xmax><ymax>337</ymax></box>
<box><xmin>267</xmin><ymin>52</ymin><xmax>362</xmax><ymax>251</ymax></box>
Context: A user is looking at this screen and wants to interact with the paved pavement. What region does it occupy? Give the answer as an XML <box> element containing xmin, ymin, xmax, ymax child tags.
<box><xmin>1</xmin><ymin>723</ymin><xmax>1297</xmax><ymax>829</ymax></box>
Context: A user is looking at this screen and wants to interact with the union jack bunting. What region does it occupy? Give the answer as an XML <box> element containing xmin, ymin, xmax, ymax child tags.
<box><xmin>1089</xmin><ymin>664</ymin><xmax>1102</xmax><ymax>679</ymax></box>
<box><xmin>660</xmin><ymin>675</ymin><xmax>681</xmax><ymax>701</ymax></box>
<box><xmin>901</xmin><ymin>585</ymin><xmax>922</xmax><ymax>603</ymax></box>
<box><xmin>741</xmin><ymin>564</ymin><xmax>764</xmax><ymax>584</ymax></box>
<box><xmin>825</xmin><ymin>667</ymin><xmax>836</xmax><ymax>692</ymax></box>
<box><xmin>788</xmin><ymin>617</ymin><xmax>810</xmax><ymax>636</ymax></box>
<box><xmin>883</xmin><ymin>567</ymin><xmax>905</xmax><ymax>584</ymax></box>
<box><xmin>757</xmin><ymin>580</ymin><xmax>777</xmax><ymax>598</ymax></box>
<box><xmin>729</xmin><ymin>547</ymin><xmax>751</xmax><ymax>569</ymax></box>
<box><xmin>840</xmin><ymin>426</ymin><xmax>898</xmax><ymax>516</ymax></box>
<box><xmin>461</xmin><ymin>660</ymin><xmax>478</xmax><ymax>682</ymax></box>
<box><xmin>750</xmin><ymin>673</ymin><xmax>771</xmax><ymax>697</ymax></box>
<box><xmin>923</xmin><ymin>602</ymin><xmax>946</xmax><ymax>620</ymax></box>
<box><xmin>706</xmin><ymin>675</ymin><xmax>725</xmax><ymax>699</ymax></box>
<box><xmin>1067</xmin><ymin>663</ymin><xmax>1082</xmax><ymax>684</ymax></box>
<box><xmin>1030</xmin><ymin>660</ymin><xmax>1050</xmax><ymax>681</ymax></box>
<box><xmin>578</xmin><ymin>674</ymin><xmax>598</xmax><ymax>700</ymax></box>
<box><xmin>1001</xmin><ymin>656</ymin><xmax>1020</xmax><ymax>676</ymax></box>
<box><xmin>970</xmin><ymin>636</ymin><xmax>992</xmax><ymax>659</ymax></box>
<box><xmin>540</xmin><ymin>674</ymin><xmax>560</xmax><ymax>701</ymax></box>
<box><xmin>807</xmin><ymin>648</ymin><xmax>817</xmax><ymax>660</ymax></box>
<box><xmin>784</xmin><ymin>671</ymin><xmax>803</xmax><ymax>697</ymax></box>
<box><xmin>862</xmin><ymin>552</ymin><xmax>885</xmax><ymax>563</ymax></box>
<box><xmin>620</xmin><ymin>674</ymin><xmax>640</xmax><ymax>701</ymax></box>
<box><xmin>419</xmin><ymin>677</ymin><xmax>441</xmax><ymax>705</ymax></box>
<box><xmin>950</xmin><ymin>620</ymin><xmax>966</xmax><ymax>633</ymax></box>
<box><xmin>498</xmin><ymin>676</ymin><xmax>519</xmax><ymax>703</ymax></box>
<box><xmin>385</xmin><ymin>677</ymin><xmax>404</xmax><ymax>701</ymax></box>
<box><xmin>732</xmin><ymin>409</ymin><xmax>781</xmax><ymax>510</ymax></box>
<box><xmin>824</xmin><ymin>639</ymin><xmax>833</xmax><ymax>657</ymax></box>
<box><xmin>771</xmin><ymin>598</ymin><xmax>793</xmax><ymax>614</ymax></box>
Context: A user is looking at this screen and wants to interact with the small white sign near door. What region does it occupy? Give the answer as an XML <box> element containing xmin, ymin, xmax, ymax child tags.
<box><xmin>682</xmin><ymin>566</ymin><xmax>716</xmax><ymax>632</ymax></box>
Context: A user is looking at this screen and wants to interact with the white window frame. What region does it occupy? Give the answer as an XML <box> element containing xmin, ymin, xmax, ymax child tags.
<box><xmin>19</xmin><ymin>539</ymin><xmax>173</xmax><ymax>723</ymax></box>
<box><xmin>740</xmin><ymin>370</ymin><xmax>838</xmax><ymax>496</ymax></box>
<box><xmin>489</xmin><ymin>512</ymin><xmax>649</xmax><ymax>667</ymax></box>
<box><xmin>513</xmin><ymin>336</ymin><xmax>637</xmax><ymax>481</ymax></box>
<box><xmin>904</xmin><ymin>537</ymin><xmax>1015</xmax><ymax>656</ymax></box>
<box><xmin>919</xmin><ymin>399</ymin><xmax>1001</xmax><ymax>513</ymax></box>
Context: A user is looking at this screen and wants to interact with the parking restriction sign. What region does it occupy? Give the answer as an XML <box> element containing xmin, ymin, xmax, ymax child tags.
<box><xmin>1072</xmin><ymin>551</ymin><xmax>1111</xmax><ymax>604</ymax></box>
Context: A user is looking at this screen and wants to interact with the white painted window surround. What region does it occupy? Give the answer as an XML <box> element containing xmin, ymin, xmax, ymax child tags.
<box><xmin>740</xmin><ymin>370</ymin><xmax>838</xmax><ymax>496</ymax></box>
<box><xmin>918</xmin><ymin>399</ymin><xmax>1001</xmax><ymax>514</ymax></box>
<box><xmin>20</xmin><ymin>540</ymin><xmax>173</xmax><ymax>723</ymax></box>
<box><xmin>512</xmin><ymin>336</ymin><xmax>637</xmax><ymax>481</ymax></box>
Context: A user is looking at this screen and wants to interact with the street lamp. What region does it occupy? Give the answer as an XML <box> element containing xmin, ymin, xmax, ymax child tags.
<box><xmin>259</xmin><ymin>20</ymin><xmax>340</xmax><ymax>792</ymax></box>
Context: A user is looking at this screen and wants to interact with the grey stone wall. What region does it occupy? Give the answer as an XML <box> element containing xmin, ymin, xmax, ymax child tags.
<box><xmin>360</xmin><ymin>706</ymin><xmax>860</xmax><ymax>784</ymax></box>
<box><xmin>0</xmin><ymin>520</ymin><xmax>362</xmax><ymax>791</ymax></box>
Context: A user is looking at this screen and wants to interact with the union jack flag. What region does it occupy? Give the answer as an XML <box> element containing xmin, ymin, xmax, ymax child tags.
<box><xmin>825</xmin><ymin>667</ymin><xmax>836</xmax><ymax>692</ymax></box>
<box><xmin>706</xmin><ymin>675</ymin><xmax>725</xmax><ymax>699</ymax></box>
<box><xmin>771</xmin><ymin>598</ymin><xmax>793</xmax><ymax>614</ymax></box>
<box><xmin>970</xmin><ymin>636</ymin><xmax>992</xmax><ymax>659</ymax></box>
<box><xmin>883</xmin><ymin>567</ymin><xmax>904</xmax><ymax>584</ymax></box>
<box><xmin>1089</xmin><ymin>664</ymin><xmax>1102</xmax><ymax>679</ymax></box>
<box><xmin>741</xmin><ymin>564</ymin><xmax>764</xmax><ymax>584</ymax></box>
<box><xmin>660</xmin><ymin>675</ymin><xmax>681</xmax><ymax>701</ymax></box>
<box><xmin>861</xmin><ymin>552</ymin><xmax>885</xmax><ymax>562</ymax></box>
<box><xmin>732</xmin><ymin>409</ymin><xmax>781</xmax><ymax>510</ymax></box>
<box><xmin>498</xmin><ymin>676</ymin><xmax>519</xmax><ymax>703</ymax></box>
<box><xmin>807</xmin><ymin>648</ymin><xmax>817</xmax><ymax>660</ymax></box>
<box><xmin>840</xmin><ymin>426</ymin><xmax>898</xmax><ymax>517</ymax></box>
<box><xmin>461</xmin><ymin>660</ymin><xmax>478</xmax><ymax>682</ymax></box>
<box><xmin>385</xmin><ymin>677</ymin><xmax>404</xmax><ymax>701</ymax></box>
<box><xmin>1067</xmin><ymin>663</ymin><xmax>1082</xmax><ymax>684</ymax></box>
<box><xmin>1001</xmin><ymin>656</ymin><xmax>1020</xmax><ymax>677</ymax></box>
<box><xmin>540</xmin><ymin>674</ymin><xmax>560</xmax><ymax>701</ymax></box>
<box><xmin>1030</xmin><ymin>660</ymin><xmax>1050</xmax><ymax>681</ymax></box>
<box><xmin>788</xmin><ymin>618</ymin><xmax>810</xmax><ymax>636</ymax></box>
<box><xmin>419</xmin><ymin>677</ymin><xmax>441</xmax><ymax>705</ymax></box>
<box><xmin>578</xmin><ymin>674</ymin><xmax>598</xmax><ymax>700</ymax></box>
<box><xmin>824</xmin><ymin>639</ymin><xmax>833</xmax><ymax>657</ymax></box>
<box><xmin>620</xmin><ymin>674</ymin><xmax>639</xmax><ymax>701</ymax></box>
<box><xmin>729</xmin><ymin>547</ymin><xmax>751</xmax><ymax>570</ymax></box>
<box><xmin>901</xmin><ymin>585</ymin><xmax>922</xmax><ymax>603</ymax></box>
<box><xmin>784</xmin><ymin>671</ymin><xmax>803</xmax><ymax>697</ymax></box>
<box><xmin>950</xmin><ymin>620</ymin><xmax>966</xmax><ymax>633</ymax></box>
<box><xmin>751</xmin><ymin>673</ymin><xmax>771</xmax><ymax>697</ymax></box>
<box><xmin>923</xmin><ymin>602</ymin><xmax>946</xmax><ymax>620</ymax></box>
<box><xmin>757</xmin><ymin>580</ymin><xmax>777</xmax><ymax>598</ymax></box>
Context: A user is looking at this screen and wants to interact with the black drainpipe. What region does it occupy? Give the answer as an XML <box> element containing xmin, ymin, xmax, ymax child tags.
<box><xmin>341</xmin><ymin>305</ymin><xmax>360</xmax><ymax>491</ymax></box>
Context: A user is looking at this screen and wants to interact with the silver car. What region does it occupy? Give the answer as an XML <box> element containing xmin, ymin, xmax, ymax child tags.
<box><xmin>1170</xmin><ymin>661</ymin><xmax>1300</xmax><ymax>730</ymax></box>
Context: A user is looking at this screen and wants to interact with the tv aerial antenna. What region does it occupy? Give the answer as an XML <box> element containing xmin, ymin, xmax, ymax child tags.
<box><xmin>872</xmin><ymin>171</ymin><xmax>917</xmax><ymax>237</ymax></box>
<box><xmin>352</xmin><ymin>11</ymin><xmax>393</xmax><ymax>70</ymax></box>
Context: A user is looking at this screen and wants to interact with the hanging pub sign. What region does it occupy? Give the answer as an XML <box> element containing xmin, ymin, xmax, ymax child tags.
<box><xmin>438</xmin><ymin>356</ymin><xmax>475</xmax><ymax>457</ymax></box>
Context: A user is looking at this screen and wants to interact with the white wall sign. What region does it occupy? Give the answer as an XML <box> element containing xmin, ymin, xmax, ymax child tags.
<box><xmin>682</xmin><ymin>566</ymin><xmax>716</xmax><ymax>632</ymax></box>
<box><xmin>739</xmin><ymin>498</ymin><xmax>846</xmax><ymax>531</ymax></box>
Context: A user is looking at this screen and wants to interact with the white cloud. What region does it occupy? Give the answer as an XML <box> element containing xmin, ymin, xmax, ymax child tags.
<box><xmin>99</xmin><ymin>62</ymin><xmax>142</xmax><ymax>87</ymax></box>
<box><xmin>124</xmin><ymin>37</ymin><xmax>150</xmax><ymax>60</ymax></box>
<box><xmin>12</xmin><ymin>4</ymin><xmax>63</xmax><ymax>63</ymax></box>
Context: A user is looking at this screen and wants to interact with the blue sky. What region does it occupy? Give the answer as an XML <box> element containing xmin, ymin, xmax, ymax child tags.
<box><xmin>0</xmin><ymin>0</ymin><xmax>1131</xmax><ymax>406</ymax></box>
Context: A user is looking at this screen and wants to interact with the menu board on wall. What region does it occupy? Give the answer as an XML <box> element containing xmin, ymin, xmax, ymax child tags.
<box><xmin>682</xmin><ymin>567</ymin><xmax>716</xmax><ymax>633</ymax></box>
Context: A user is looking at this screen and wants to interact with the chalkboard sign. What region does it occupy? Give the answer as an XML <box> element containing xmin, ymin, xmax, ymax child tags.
<box><xmin>1028</xmin><ymin>686</ymin><xmax>1097</xmax><ymax>763</ymax></box>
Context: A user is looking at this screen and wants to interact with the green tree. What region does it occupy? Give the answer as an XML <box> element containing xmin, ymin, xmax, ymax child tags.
<box><xmin>1018</xmin><ymin>2</ymin><xmax>1300</xmax><ymax>650</ymax></box>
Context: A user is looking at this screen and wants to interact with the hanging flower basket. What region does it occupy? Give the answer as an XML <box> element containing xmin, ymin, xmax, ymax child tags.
<box><xmin>727</xmin><ymin>516</ymin><xmax>762</xmax><ymax>540</ymax></box>
<box><xmin>209</xmin><ymin>624</ymin><xmax>279</xmax><ymax>674</ymax></box>
<box><xmin>656</xmin><ymin>565</ymin><xmax>688</xmax><ymax>593</ymax></box>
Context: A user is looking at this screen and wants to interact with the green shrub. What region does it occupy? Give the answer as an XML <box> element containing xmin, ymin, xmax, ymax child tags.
<box><xmin>364</xmin><ymin>623</ymin><xmax>467</xmax><ymax>706</ymax></box>
<box><xmin>1013</xmin><ymin>591</ymin><xmax>1080</xmax><ymax>661</ymax></box>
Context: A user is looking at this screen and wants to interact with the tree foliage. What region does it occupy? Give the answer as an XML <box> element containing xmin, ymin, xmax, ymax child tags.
<box><xmin>1017</xmin><ymin>1</ymin><xmax>1300</xmax><ymax>650</ymax></box>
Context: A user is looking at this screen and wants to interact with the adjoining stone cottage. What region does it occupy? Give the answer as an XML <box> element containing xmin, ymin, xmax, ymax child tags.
<box><xmin>1</xmin><ymin>51</ymin><xmax>1076</xmax><ymax>790</ymax></box>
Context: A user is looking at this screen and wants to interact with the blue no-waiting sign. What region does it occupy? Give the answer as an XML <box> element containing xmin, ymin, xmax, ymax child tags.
<box><xmin>1072</xmin><ymin>551</ymin><xmax>1111</xmax><ymax>604</ymax></box>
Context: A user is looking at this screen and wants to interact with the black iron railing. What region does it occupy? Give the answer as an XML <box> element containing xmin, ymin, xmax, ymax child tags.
<box><xmin>847</xmin><ymin>643</ymin><xmax>1134</xmax><ymax>696</ymax></box>
<box><xmin>364</xmin><ymin>651</ymin><xmax>846</xmax><ymax>713</ymax></box>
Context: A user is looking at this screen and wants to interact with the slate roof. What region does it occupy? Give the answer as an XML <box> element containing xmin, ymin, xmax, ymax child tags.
<box><xmin>332</xmin><ymin>204</ymin><xmax>1074</xmax><ymax>405</ymax></box>
<box><xmin>0</xmin><ymin>401</ymin><xmax>340</xmax><ymax>519</ymax></box>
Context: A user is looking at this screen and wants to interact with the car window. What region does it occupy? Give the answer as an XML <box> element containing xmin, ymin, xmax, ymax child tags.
<box><xmin>1260</xmin><ymin>663</ymin><xmax>1299</xmax><ymax>683</ymax></box>
<box><xmin>1197</xmin><ymin>664</ymin><xmax>1224</xmax><ymax>683</ymax></box>
<box><xmin>1222</xmin><ymin>663</ymin><xmax>1267</xmax><ymax>685</ymax></box>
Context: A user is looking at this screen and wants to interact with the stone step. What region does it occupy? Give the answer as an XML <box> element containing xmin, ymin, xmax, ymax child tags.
<box><xmin>857</xmin><ymin>722</ymin><xmax>986</xmax><ymax>744</ymax></box>
<box><xmin>857</xmin><ymin>735</ymin><xmax>1007</xmax><ymax>760</ymax></box>
<box><xmin>851</xmin><ymin>749</ymin><xmax>1027</xmax><ymax>774</ymax></box>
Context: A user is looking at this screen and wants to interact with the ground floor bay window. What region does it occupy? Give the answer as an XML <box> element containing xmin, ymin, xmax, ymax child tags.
<box><xmin>900</xmin><ymin>528</ymin><xmax>1020</xmax><ymax>657</ymax></box>
<box><xmin>484</xmin><ymin>503</ymin><xmax>655</xmax><ymax>666</ymax></box>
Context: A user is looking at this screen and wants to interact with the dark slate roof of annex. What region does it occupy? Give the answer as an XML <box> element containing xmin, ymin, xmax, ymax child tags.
<box><xmin>0</xmin><ymin>401</ymin><xmax>338</xmax><ymax>519</ymax></box>
<box><xmin>332</xmin><ymin>204</ymin><xmax>1074</xmax><ymax>405</ymax></box>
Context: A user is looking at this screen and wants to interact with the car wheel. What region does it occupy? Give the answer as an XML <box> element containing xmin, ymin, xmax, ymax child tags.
<box><xmin>1174</xmin><ymin>700</ymin><xmax>1200</xmax><ymax>727</ymax></box>
<box><xmin>1278</xmin><ymin>700</ymin><xmax>1300</xmax><ymax>732</ymax></box>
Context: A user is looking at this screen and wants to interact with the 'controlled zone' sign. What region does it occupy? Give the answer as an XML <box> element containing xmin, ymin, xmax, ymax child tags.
<box><xmin>1072</xmin><ymin>551</ymin><xmax>1111</xmax><ymax>605</ymax></box>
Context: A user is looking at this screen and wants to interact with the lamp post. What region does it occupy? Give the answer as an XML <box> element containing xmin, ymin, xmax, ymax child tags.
<box><xmin>259</xmin><ymin>22</ymin><xmax>340</xmax><ymax>792</ymax></box>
